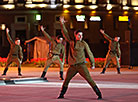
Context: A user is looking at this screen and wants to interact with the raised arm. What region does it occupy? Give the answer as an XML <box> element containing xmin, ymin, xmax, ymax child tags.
<box><xmin>40</xmin><ymin>25</ymin><xmax>53</xmax><ymax>42</ymax></box>
<box><xmin>100</xmin><ymin>29</ymin><xmax>113</xmax><ymax>41</ymax></box>
<box><xmin>59</xmin><ymin>16</ymin><xmax>70</xmax><ymax>42</ymax></box>
<box><xmin>83</xmin><ymin>41</ymin><xmax>95</xmax><ymax>68</ymax></box>
<box><xmin>6</xmin><ymin>28</ymin><xmax>14</xmax><ymax>45</ymax></box>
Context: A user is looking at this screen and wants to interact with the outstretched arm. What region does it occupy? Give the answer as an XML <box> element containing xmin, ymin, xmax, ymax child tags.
<box><xmin>6</xmin><ymin>28</ymin><xmax>14</xmax><ymax>45</ymax></box>
<box><xmin>59</xmin><ymin>16</ymin><xmax>70</xmax><ymax>42</ymax></box>
<box><xmin>100</xmin><ymin>29</ymin><xmax>112</xmax><ymax>41</ymax></box>
<box><xmin>40</xmin><ymin>25</ymin><xmax>53</xmax><ymax>42</ymax></box>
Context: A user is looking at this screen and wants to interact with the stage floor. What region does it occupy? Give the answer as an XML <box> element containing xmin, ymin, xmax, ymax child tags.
<box><xmin>0</xmin><ymin>67</ymin><xmax>138</xmax><ymax>102</ymax></box>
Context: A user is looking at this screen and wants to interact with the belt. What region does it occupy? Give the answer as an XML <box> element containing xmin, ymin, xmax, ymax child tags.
<box><xmin>12</xmin><ymin>54</ymin><xmax>17</xmax><ymax>56</ymax></box>
<box><xmin>110</xmin><ymin>51</ymin><xmax>117</xmax><ymax>55</ymax></box>
<box><xmin>71</xmin><ymin>62</ymin><xmax>85</xmax><ymax>66</ymax></box>
<box><xmin>110</xmin><ymin>50</ymin><xmax>117</xmax><ymax>53</ymax></box>
<box><xmin>52</xmin><ymin>53</ymin><xmax>59</xmax><ymax>56</ymax></box>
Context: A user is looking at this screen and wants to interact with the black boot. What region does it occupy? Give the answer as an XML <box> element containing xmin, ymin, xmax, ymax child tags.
<box><xmin>117</xmin><ymin>67</ymin><xmax>121</xmax><ymax>74</ymax></box>
<box><xmin>41</xmin><ymin>71</ymin><xmax>47</xmax><ymax>80</ymax></box>
<box><xmin>93</xmin><ymin>85</ymin><xmax>102</xmax><ymax>100</ymax></box>
<box><xmin>2</xmin><ymin>68</ymin><xmax>8</xmax><ymax>75</ymax></box>
<box><xmin>100</xmin><ymin>68</ymin><xmax>106</xmax><ymax>74</ymax></box>
<box><xmin>41</xmin><ymin>71</ymin><xmax>46</xmax><ymax>78</ymax></box>
<box><xmin>57</xmin><ymin>86</ymin><xmax>68</xmax><ymax>99</ymax></box>
<box><xmin>18</xmin><ymin>68</ymin><xmax>22</xmax><ymax>76</ymax></box>
<box><xmin>60</xmin><ymin>71</ymin><xmax>64</xmax><ymax>80</ymax></box>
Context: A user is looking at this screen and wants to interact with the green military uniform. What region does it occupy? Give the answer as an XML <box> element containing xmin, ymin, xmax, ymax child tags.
<box><xmin>41</xmin><ymin>30</ymin><xmax>65</xmax><ymax>80</ymax></box>
<box><xmin>2</xmin><ymin>31</ymin><xmax>23</xmax><ymax>76</ymax></box>
<box><xmin>101</xmin><ymin>33</ymin><xmax>121</xmax><ymax>74</ymax></box>
<box><xmin>58</xmin><ymin>22</ymin><xmax>102</xmax><ymax>100</ymax></box>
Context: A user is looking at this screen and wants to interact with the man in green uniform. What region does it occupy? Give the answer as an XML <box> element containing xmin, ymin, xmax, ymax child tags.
<box><xmin>2</xmin><ymin>28</ymin><xmax>23</xmax><ymax>76</ymax></box>
<box><xmin>100</xmin><ymin>29</ymin><xmax>121</xmax><ymax>74</ymax></box>
<box><xmin>57</xmin><ymin>16</ymin><xmax>102</xmax><ymax>100</ymax></box>
<box><xmin>40</xmin><ymin>25</ymin><xmax>65</xmax><ymax>80</ymax></box>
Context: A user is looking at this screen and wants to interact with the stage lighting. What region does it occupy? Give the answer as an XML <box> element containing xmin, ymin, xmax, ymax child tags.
<box><xmin>106</xmin><ymin>4</ymin><xmax>112</xmax><ymax>10</ymax></box>
<box><xmin>0</xmin><ymin>24</ymin><xmax>6</xmax><ymax>30</ymax></box>
<box><xmin>90</xmin><ymin>16</ymin><xmax>101</xmax><ymax>21</ymax></box>
<box><xmin>76</xmin><ymin>15</ymin><xmax>85</xmax><ymax>22</ymax></box>
<box><xmin>118</xmin><ymin>16</ymin><xmax>129</xmax><ymax>22</ymax></box>
<box><xmin>36</xmin><ymin>14</ymin><xmax>42</xmax><ymax>21</ymax></box>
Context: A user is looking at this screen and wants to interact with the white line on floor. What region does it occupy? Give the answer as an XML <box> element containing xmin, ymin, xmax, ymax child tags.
<box><xmin>6</xmin><ymin>81</ymin><xmax>138</xmax><ymax>89</ymax></box>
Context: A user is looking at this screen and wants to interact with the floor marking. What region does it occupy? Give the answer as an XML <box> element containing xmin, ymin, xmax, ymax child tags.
<box><xmin>5</xmin><ymin>81</ymin><xmax>138</xmax><ymax>89</ymax></box>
